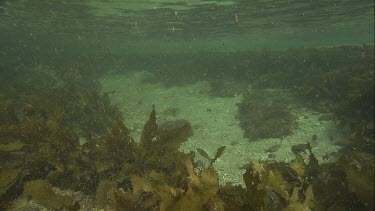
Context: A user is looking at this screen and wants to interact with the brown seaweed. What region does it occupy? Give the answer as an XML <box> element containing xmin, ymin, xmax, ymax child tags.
<box><xmin>197</xmin><ymin>148</ymin><xmax>211</xmax><ymax>160</ymax></box>
<box><xmin>0</xmin><ymin>50</ymin><xmax>373</xmax><ymax>210</ymax></box>
<box><xmin>237</xmin><ymin>89</ymin><xmax>297</xmax><ymax>141</ymax></box>
<box><xmin>211</xmin><ymin>146</ymin><xmax>226</xmax><ymax>165</ymax></box>
<box><xmin>196</xmin><ymin>146</ymin><xmax>226</xmax><ymax>165</ymax></box>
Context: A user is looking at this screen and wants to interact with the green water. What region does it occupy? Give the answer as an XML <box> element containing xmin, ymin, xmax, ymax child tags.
<box><xmin>0</xmin><ymin>0</ymin><xmax>373</xmax><ymax>54</ymax></box>
<box><xmin>0</xmin><ymin>0</ymin><xmax>374</xmax><ymax>210</ymax></box>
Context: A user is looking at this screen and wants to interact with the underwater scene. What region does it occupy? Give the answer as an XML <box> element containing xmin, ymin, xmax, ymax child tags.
<box><xmin>0</xmin><ymin>0</ymin><xmax>374</xmax><ymax>210</ymax></box>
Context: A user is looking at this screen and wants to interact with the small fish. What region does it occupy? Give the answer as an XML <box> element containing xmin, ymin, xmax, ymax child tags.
<box><xmin>291</xmin><ymin>143</ymin><xmax>311</xmax><ymax>154</ymax></box>
<box><xmin>268</xmin><ymin>153</ymin><xmax>276</xmax><ymax>159</ymax></box>
<box><xmin>311</xmin><ymin>134</ymin><xmax>318</xmax><ymax>141</ymax></box>
<box><xmin>230</xmin><ymin>141</ymin><xmax>238</xmax><ymax>146</ymax></box>
<box><xmin>265</xmin><ymin>144</ymin><xmax>281</xmax><ymax>153</ymax></box>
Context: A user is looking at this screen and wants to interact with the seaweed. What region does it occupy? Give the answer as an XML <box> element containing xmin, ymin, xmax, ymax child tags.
<box><xmin>89</xmin><ymin>107</ymin><xmax>197</xmax><ymax>210</ymax></box>
<box><xmin>197</xmin><ymin>146</ymin><xmax>226</xmax><ymax>165</ymax></box>
<box><xmin>0</xmin><ymin>92</ymin><xmax>373</xmax><ymax>210</ymax></box>
<box><xmin>220</xmin><ymin>144</ymin><xmax>372</xmax><ymax>210</ymax></box>
<box><xmin>197</xmin><ymin>148</ymin><xmax>211</xmax><ymax>160</ymax></box>
<box><xmin>23</xmin><ymin>179</ymin><xmax>73</xmax><ymax>209</ymax></box>
<box><xmin>139</xmin><ymin>105</ymin><xmax>158</xmax><ymax>148</ymax></box>
<box><xmin>339</xmin><ymin>152</ymin><xmax>374</xmax><ymax>210</ymax></box>
<box><xmin>0</xmin><ymin>169</ymin><xmax>20</xmax><ymax>196</ymax></box>
<box><xmin>0</xmin><ymin>56</ymin><xmax>373</xmax><ymax>210</ymax></box>
<box><xmin>237</xmin><ymin>89</ymin><xmax>297</xmax><ymax>140</ymax></box>
<box><xmin>158</xmin><ymin>160</ymin><xmax>222</xmax><ymax>211</ymax></box>
<box><xmin>212</xmin><ymin>146</ymin><xmax>226</xmax><ymax>164</ymax></box>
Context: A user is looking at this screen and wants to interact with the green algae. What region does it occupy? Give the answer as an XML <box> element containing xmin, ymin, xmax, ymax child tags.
<box><xmin>23</xmin><ymin>180</ymin><xmax>73</xmax><ymax>209</ymax></box>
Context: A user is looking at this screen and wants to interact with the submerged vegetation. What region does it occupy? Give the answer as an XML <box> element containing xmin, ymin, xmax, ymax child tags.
<box><xmin>1</xmin><ymin>84</ymin><xmax>373</xmax><ymax>210</ymax></box>
<box><xmin>0</xmin><ymin>44</ymin><xmax>374</xmax><ymax>210</ymax></box>
<box><xmin>237</xmin><ymin>89</ymin><xmax>297</xmax><ymax>140</ymax></box>
<box><xmin>138</xmin><ymin>45</ymin><xmax>374</xmax><ymax>137</ymax></box>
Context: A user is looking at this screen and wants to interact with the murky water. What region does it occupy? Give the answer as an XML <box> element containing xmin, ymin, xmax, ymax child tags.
<box><xmin>1</xmin><ymin>0</ymin><xmax>373</xmax><ymax>52</ymax></box>
<box><xmin>0</xmin><ymin>0</ymin><xmax>374</xmax><ymax>210</ymax></box>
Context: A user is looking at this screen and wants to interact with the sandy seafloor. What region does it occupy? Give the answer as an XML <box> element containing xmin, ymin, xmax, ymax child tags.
<box><xmin>100</xmin><ymin>71</ymin><xmax>350</xmax><ymax>186</ymax></box>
